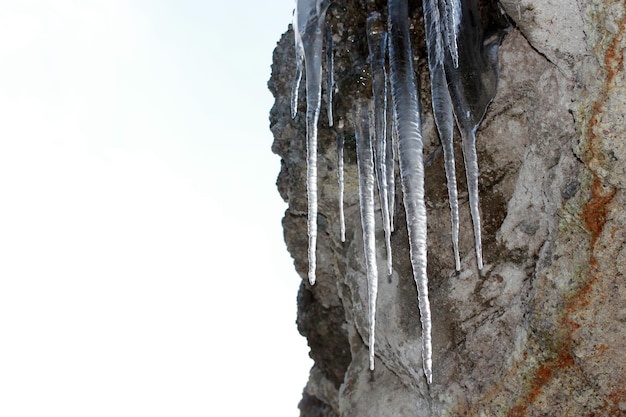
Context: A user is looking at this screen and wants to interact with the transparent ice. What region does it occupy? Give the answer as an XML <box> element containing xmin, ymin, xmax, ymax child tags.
<box><xmin>326</xmin><ymin>23</ymin><xmax>334</xmax><ymax>127</ymax></box>
<box><xmin>367</xmin><ymin>11</ymin><xmax>393</xmax><ymax>278</ymax></box>
<box><xmin>388</xmin><ymin>0</ymin><xmax>432</xmax><ymax>384</ymax></box>
<box><xmin>442</xmin><ymin>0</ymin><xmax>461</xmax><ymax>68</ymax></box>
<box><xmin>354</xmin><ymin>101</ymin><xmax>379</xmax><ymax>371</ymax></box>
<box><xmin>294</xmin><ymin>0</ymin><xmax>330</xmax><ymax>284</ymax></box>
<box><xmin>423</xmin><ymin>0</ymin><xmax>461</xmax><ymax>270</ymax></box>
<box><xmin>337</xmin><ymin>130</ymin><xmax>345</xmax><ymax>242</ymax></box>
<box><xmin>290</xmin><ymin>0</ymin><xmax>505</xmax><ymax>386</ymax></box>
<box><xmin>386</xmin><ymin>93</ymin><xmax>396</xmax><ymax>232</ymax></box>
<box><xmin>444</xmin><ymin>0</ymin><xmax>504</xmax><ymax>270</ymax></box>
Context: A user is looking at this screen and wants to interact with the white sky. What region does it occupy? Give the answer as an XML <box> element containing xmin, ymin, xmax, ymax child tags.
<box><xmin>0</xmin><ymin>1</ymin><xmax>312</xmax><ymax>416</ymax></box>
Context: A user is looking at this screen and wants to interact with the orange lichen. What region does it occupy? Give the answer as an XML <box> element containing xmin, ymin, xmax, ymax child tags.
<box><xmin>507</xmin><ymin>404</ymin><xmax>525</xmax><ymax>417</ymax></box>
<box><xmin>597</xmin><ymin>389</ymin><xmax>626</xmax><ymax>416</ymax></box>
<box><xmin>456</xmin><ymin>11</ymin><xmax>625</xmax><ymax>417</ymax></box>
<box><xmin>581</xmin><ymin>8</ymin><xmax>623</xmax><ymax>247</ymax></box>
<box><xmin>582</xmin><ymin>176</ymin><xmax>616</xmax><ymax>248</ymax></box>
<box><xmin>505</xmin><ymin>13</ymin><xmax>624</xmax><ymax>417</ymax></box>
<box><xmin>505</xmin><ymin>343</ymin><xmax>576</xmax><ymax>417</ymax></box>
<box><xmin>595</xmin><ymin>344</ymin><xmax>609</xmax><ymax>353</ymax></box>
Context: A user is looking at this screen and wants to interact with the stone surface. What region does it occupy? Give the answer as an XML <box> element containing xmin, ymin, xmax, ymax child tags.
<box><xmin>269</xmin><ymin>1</ymin><xmax>626</xmax><ymax>415</ymax></box>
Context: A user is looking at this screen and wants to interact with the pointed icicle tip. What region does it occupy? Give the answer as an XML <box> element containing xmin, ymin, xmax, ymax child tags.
<box><xmin>295</xmin><ymin>0</ymin><xmax>330</xmax><ymax>287</ymax></box>
<box><xmin>388</xmin><ymin>0</ymin><xmax>432</xmax><ymax>386</ymax></box>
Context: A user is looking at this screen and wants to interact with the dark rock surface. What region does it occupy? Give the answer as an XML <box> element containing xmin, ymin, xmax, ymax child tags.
<box><xmin>269</xmin><ymin>1</ymin><xmax>626</xmax><ymax>415</ymax></box>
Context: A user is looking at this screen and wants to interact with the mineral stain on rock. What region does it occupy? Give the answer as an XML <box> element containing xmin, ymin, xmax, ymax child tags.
<box><xmin>269</xmin><ymin>0</ymin><xmax>626</xmax><ymax>415</ymax></box>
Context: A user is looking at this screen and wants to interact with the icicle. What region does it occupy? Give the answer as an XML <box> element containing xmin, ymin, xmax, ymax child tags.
<box><xmin>354</xmin><ymin>101</ymin><xmax>378</xmax><ymax>372</ymax></box>
<box><xmin>442</xmin><ymin>0</ymin><xmax>461</xmax><ymax>68</ymax></box>
<box><xmin>294</xmin><ymin>0</ymin><xmax>330</xmax><ymax>285</ymax></box>
<box><xmin>388</xmin><ymin>0</ymin><xmax>432</xmax><ymax>384</ymax></box>
<box><xmin>444</xmin><ymin>0</ymin><xmax>506</xmax><ymax>270</ymax></box>
<box><xmin>326</xmin><ymin>22</ymin><xmax>334</xmax><ymax>127</ymax></box>
<box><xmin>423</xmin><ymin>0</ymin><xmax>461</xmax><ymax>270</ymax></box>
<box><xmin>461</xmin><ymin>130</ymin><xmax>483</xmax><ymax>269</ymax></box>
<box><xmin>337</xmin><ymin>128</ymin><xmax>345</xmax><ymax>242</ymax></box>
<box><xmin>386</xmin><ymin>88</ymin><xmax>397</xmax><ymax>232</ymax></box>
<box><xmin>291</xmin><ymin>10</ymin><xmax>304</xmax><ymax>119</ymax></box>
<box><xmin>366</xmin><ymin>11</ymin><xmax>393</xmax><ymax>278</ymax></box>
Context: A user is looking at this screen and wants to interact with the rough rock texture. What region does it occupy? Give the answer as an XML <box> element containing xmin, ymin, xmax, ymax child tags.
<box><xmin>269</xmin><ymin>1</ymin><xmax>626</xmax><ymax>416</ymax></box>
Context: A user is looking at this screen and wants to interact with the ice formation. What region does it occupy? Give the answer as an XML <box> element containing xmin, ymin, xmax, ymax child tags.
<box><xmin>442</xmin><ymin>0</ymin><xmax>461</xmax><ymax>68</ymax></box>
<box><xmin>337</xmin><ymin>126</ymin><xmax>345</xmax><ymax>242</ymax></box>
<box><xmin>424</xmin><ymin>0</ymin><xmax>461</xmax><ymax>270</ymax></box>
<box><xmin>326</xmin><ymin>23</ymin><xmax>334</xmax><ymax>127</ymax></box>
<box><xmin>354</xmin><ymin>101</ymin><xmax>379</xmax><ymax>371</ymax></box>
<box><xmin>387</xmin><ymin>0</ymin><xmax>432</xmax><ymax>384</ymax></box>
<box><xmin>290</xmin><ymin>0</ymin><xmax>506</xmax><ymax>384</ymax></box>
<box><xmin>386</xmin><ymin>97</ymin><xmax>396</xmax><ymax>232</ymax></box>
<box><xmin>366</xmin><ymin>11</ymin><xmax>393</xmax><ymax>278</ymax></box>
<box><xmin>443</xmin><ymin>0</ymin><xmax>505</xmax><ymax>270</ymax></box>
<box><xmin>293</xmin><ymin>0</ymin><xmax>331</xmax><ymax>285</ymax></box>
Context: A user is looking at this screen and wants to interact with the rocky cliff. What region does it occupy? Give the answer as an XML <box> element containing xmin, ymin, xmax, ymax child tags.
<box><xmin>269</xmin><ymin>1</ymin><xmax>626</xmax><ymax>415</ymax></box>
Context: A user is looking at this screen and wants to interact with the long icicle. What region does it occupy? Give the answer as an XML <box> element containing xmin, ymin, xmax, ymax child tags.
<box><xmin>386</xmin><ymin>87</ymin><xmax>397</xmax><ymax>232</ymax></box>
<box><xmin>337</xmin><ymin>129</ymin><xmax>346</xmax><ymax>242</ymax></box>
<box><xmin>291</xmin><ymin>12</ymin><xmax>304</xmax><ymax>119</ymax></box>
<box><xmin>442</xmin><ymin>0</ymin><xmax>461</xmax><ymax>68</ymax></box>
<box><xmin>295</xmin><ymin>0</ymin><xmax>330</xmax><ymax>285</ymax></box>
<box><xmin>423</xmin><ymin>0</ymin><xmax>461</xmax><ymax>270</ymax></box>
<box><xmin>326</xmin><ymin>22</ymin><xmax>334</xmax><ymax>127</ymax></box>
<box><xmin>388</xmin><ymin>0</ymin><xmax>432</xmax><ymax>384</ymax></box>
<box><xmin>462</xmin><ymin>129</ymin><xmax>483</xmax><ymax>269</ymax></box>
<box><xmin>366</xmin><ymin>11</ymin><xmax>393</xmax><ymax>278</ymax></box>
<box><xmin>354</xmin><ymin>101</ymin><xmax>379</xmax><ymax>371</ymax></box>
<box><xmin>444</xmin><ymin>0</ymin><xmax>507</xmax><ymax>270</ymax></box>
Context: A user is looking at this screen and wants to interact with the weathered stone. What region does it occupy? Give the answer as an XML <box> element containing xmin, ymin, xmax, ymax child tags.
<box><xmin>269</xmin><ymin>1</ymin><xmax>626</xmax><ymax>415</ymax></box>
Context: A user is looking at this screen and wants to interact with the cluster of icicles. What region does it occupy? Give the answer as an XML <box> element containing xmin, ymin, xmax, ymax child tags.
<box><xmin>292</xmin><ymin>0</ymin><xmax>503</xmax><ymax>384</ymax></box>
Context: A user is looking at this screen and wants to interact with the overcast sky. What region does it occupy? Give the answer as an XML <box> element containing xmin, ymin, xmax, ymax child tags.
<box><xmin>0</xmin><ymin>1</ymin><xmax>312</xmax><ymax>416</ymax></box>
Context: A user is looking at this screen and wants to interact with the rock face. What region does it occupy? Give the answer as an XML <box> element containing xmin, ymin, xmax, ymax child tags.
<box><xmin>269</xmin><ymin>1</ymin><xmax>626</xmax><ymax>416</ymax></box>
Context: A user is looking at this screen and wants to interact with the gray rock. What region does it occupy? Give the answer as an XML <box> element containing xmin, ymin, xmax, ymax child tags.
<box><xmin>269</xmin><ymin>1</ymin><xmax>626</xmax><ymax>415</ymax></box>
